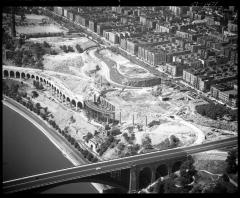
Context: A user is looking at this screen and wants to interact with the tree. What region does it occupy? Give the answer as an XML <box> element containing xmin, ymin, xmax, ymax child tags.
<box><xmin>74</xmin><ymin>142</ymin><xmax>79</xmax><ymax>148</ymax></box>
<box><xmin>225</xmin><ymin>149</ymin><xmax>237</xmax><ymax>174</ymax></box>
<box><xmin>96</xmin><ymin>65</ymin><xmax>100</xmax><ymax>71</ymax></box>
<box><xmin>94</xmin><ymin>130</ymin><xmax>99</xmax><ymax>136</ymax></box>
<box><xmin>16</xmin><ymin>94</ymin><xmax>22</xmax><ymax>102</ymax></box>
<box><xmin>169</xmin><ymin>135</ymin><xmax>180</xmax><ymax>148</ymax></box>
<box><xmin>117</xmin><ymin>142</ymin><xmax>125</xmax><ymax>151</ymax></box>
<box><xmin>122</xmin><ymin>132</ymin><xmax>129</xmax><ymax>142</ymax></box>
<box><xmin>61</xmin><ymin>45</ymin><xmax>68</xmax><ymax>53</ymax></box>
<box><xmin>64</xmin><ymin>126</ymin><xmax>69</xmax><ymax>134</ymax></box>
<box><xmin>32</xmin><ymin>90</ymin><xmax>38</xmax><ymax>98</ymax></box>
<box><xmin>35</xmin><ymin>102</ymin><xmax>41</xmax><ymax>109</ymax></box>
<box><xmin>179</xmin><ymin>156</ymin><xmax>197</xmax><ymax>187</ymax></box>
<box><xmin>105</xmin><ymin>124</ymin><xmax>111</xmax><ymax>131</ymax></box>
<box><xmin>75</xmin><ymin>44</ymin><xmax>83</xmax><ymax>53</ymax></box>
<box><xmin>70</xmin><ymin>115</ymin><xmax>76</xmax><ymax>123</ymax></box>
<box><xmin>50</xmin><ymin>49</ymin><xmax>58</xmax><ymax>55</ymax></box>
<box><xmin>67</xmin><ymin>46</ymin><xmax>74</xmax><ymax>52</ymax></box>
<box><xmin>43</xmin><ymin>41</ymin><xmax>51</xmax><ymax>48</ymax></box>
<box><xmin>126</xmin><ymin>145</ymin><xmax>138</xmax><ymax>156</ymax></box>
<box><xmin>85</xmin><ymin>132</ymin><xmax>93</xmax><ymax>142</ymax></box>
<box><xmin>70</xmin><ymin>137</ymin><xmax>75</xmax><ymax>145</ymax></box>
<box><xmin>86</xmin><ymin>152</ymin><xmax>94</xmax><ymax>161</ymax></box>
<box><xmin>82</xmin><ymin>150</ymin><xmax>88</xmax><ymax>158</ymax></box>
<box><xmin>142</xmin><ymin>135</ymin><xmax>153</xmax><ymax>149</ymax></box>
<box><xmin>92</xmin><ymin>157</ymin><xmax>98</xmax><ymax>163</ymax></box>
<box><xmin>21</xmin><ymin>92</ymin><xmax>27</xmax><ymax>98</ymax></box>
<box><xmin>133</xmin><ymin>144</ymin><xmax>140</xmax><ymax>152</ymax></box>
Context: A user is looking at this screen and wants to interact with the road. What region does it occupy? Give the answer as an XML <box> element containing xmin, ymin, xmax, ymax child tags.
<box><xmin>3</xmin><ymin>96</ymin><xmax>89</xmax><ymax>166</ymax></box>
<box><xmin>3</xmin><ymin>136</ymin><xmax>237</xmax><ymax>193</ymax></box>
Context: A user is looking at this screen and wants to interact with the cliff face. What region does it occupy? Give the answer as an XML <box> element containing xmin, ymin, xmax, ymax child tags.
<box><xmin>124</xmin><ymin>78</ymin><xmax>161</xmax><ymax>87</ymax></box>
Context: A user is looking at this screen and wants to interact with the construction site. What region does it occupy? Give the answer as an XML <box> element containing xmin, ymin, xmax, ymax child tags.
<box><xmin>3</xmin><ymin>11</ymin><xmax>237</xmax><ymax>162</ymax></box>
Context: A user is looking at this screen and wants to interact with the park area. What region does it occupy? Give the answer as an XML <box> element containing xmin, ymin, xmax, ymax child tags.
<box><xmin>16</xmin><ymin>24</ymin><xmax>67</xmax><ymax>35</ymax></box>
<box><xmin>28</xmin><ymin>36</ymin><xmax>97</xmax><ymax>76</ymax></box>
<box><xmin>14</xmin><ymin>14</ymin><xmax>68</xmax><ymax>35</ymax></box>
<box><xmin>29</xmin><ymin>36</ymin><xmax>97</xmax><ymax>51</ymax></box>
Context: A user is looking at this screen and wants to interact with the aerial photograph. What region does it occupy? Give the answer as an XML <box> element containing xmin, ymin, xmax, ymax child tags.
<box><xmin>2</xmin><ymin>5</ymin><xmax>238</xmax><ymax>194</ymax></box>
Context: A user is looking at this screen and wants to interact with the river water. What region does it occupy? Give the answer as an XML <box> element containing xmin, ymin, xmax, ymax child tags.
<box><xmin>3</xmin><ymin>104</ymin><xmax>98</xmax><ymax>193</ymax></box>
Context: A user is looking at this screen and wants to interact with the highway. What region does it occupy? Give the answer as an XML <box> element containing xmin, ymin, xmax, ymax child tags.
<box><xmin>3</xmin><ymin>97</ymin><xmax>89</xmax><ymax>166</ymax></box>
<box><xmin>3</xmin><ymin>136</ymin><xmax>237</xmax><ymax>193</ymax></box>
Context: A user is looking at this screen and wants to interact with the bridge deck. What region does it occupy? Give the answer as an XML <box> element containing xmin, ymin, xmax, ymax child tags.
<box><xmin>3</xmin><ymin>137</ymin><xmax>237</xmax><ymax>193</ymax></box>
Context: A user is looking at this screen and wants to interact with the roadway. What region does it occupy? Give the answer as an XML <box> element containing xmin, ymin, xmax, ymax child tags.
<box><xmin>3</xmin><ymin>96</ymin><xmax>89</xmax><ymax>166</ymax></box>
<box><xmin>3</xmin><ymin>136</ymin><xmax>237</xmax><ymax>193</ymax></box>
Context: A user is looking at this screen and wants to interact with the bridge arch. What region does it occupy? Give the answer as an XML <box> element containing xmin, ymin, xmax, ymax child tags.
<box><xmin>27</xmin><ymin>176</ymin><xmax>128</xmax><ymax>194</ymax></box>
<box><xmin>26</xmin><ymin>73</ymin><xmax>30</xmax><ymax>79</ymax></box>
<box><xmin>16</xmin><ymin>71</ymin><xmax>20</xmax><ymax>78</ymax></box>
<box><xmin>66</xmin><ymin>97</ymin><xmax>70</xmax><ymax>104</ymax></box>
<box><xmin>172</xmin><ymin>161</ymin><xmax>182</xmax><ymax>173</ymax></box>
<box><xmin>40</xmin><ymin>77</ymin><xmax>43</xmax><ymax>82</ymax></box>
<box><xmin>71</xmin><ymin>99</ymin><xmax>76</xmax><ymax>107</ymax></box>
<box><xmin>4</xmin><ymin>70</ymin><xmax>9</xmax><ymax>78</ymax></box>
<box><xmin>139</xmin><ymin>167</ymin><xmax>152</xmax><ymax>189</ymax></box>
<box><xmin>21</xmin><ymin>72</ymin><xmax>25</xmax><ymax>79</ymax></box>
<box><xmin>77</xmin><ymin>101</ymin><xmax>83</xmax><ymax>109</ymax></box>
<box><xmin>36</xmin><ymin>76</ymin><xmax>39</xmax><ymax>81</ymax></box>
<box><xmin>31</xmin><ymin>74</ymin><xmax>35</xmax><ymax>79</ymax></box>
<box><xmin>155</xmin><ymin>164</ymin><xmax>168</xmax><ymax>179</ymax></box>
<box><xmin>43</xmin><ymin>79</ymin><xmax>46</xmax><ymax>84</ymax></box>
<box><xmin>10</xmin><ymin>71</ymin><xmax>15</xmax><ymax>78</ymax></box>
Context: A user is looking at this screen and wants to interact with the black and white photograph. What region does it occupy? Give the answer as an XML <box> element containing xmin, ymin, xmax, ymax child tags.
<box><xmin>2</xmin><ymin>3</ymin><xmax>238</xmax><ymax>194</ymax></box>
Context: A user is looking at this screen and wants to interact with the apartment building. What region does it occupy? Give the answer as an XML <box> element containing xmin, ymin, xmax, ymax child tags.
<box><xmin>165</xmin><ymin>63</ymin><xmax>187</xmax><ymax>77</ymax></box>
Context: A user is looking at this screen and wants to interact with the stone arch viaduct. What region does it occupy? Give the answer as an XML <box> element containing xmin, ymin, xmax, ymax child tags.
<box><xmin>3</xmin><ymin>66</ymin><xmax>84</xmax><ymax>110</ymax></box>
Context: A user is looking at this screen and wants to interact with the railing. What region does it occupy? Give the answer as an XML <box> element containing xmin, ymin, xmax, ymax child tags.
<box><xmin>3</xmin><ymin>137</ymin><xmax>237</xmax><ymax>193</ymax></box>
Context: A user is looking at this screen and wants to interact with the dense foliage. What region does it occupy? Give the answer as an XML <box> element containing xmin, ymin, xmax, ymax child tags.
<box><xmin>195</xmin><ymin>103</ymin><xmax>237</xmax><ymax>121</ymax></box>
<box><xmin>225</xmin><ymin>149</ymin><xmax>238</xmax><ymax>174</ymax></box>
<box><xmin>33</xmin><ymin>80</ymin><xmax>44</xmax><ymax>90</ymax></box>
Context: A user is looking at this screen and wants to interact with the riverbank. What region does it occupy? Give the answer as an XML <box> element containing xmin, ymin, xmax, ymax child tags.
<box><xmin>3</xmin><ymin>99</ymin><xmax>105</xmax><ymax>193</ymax></box>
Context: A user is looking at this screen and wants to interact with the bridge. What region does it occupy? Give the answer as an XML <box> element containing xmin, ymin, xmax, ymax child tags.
<box><xmin>3</xmin><ymin>65</ymin><xmax>84</xmax><ymax>110</ymax></box>
<box><xmin>3</xmin><ymin>137</ymin><xmax>237</xmax><ymax>193</ymax></box>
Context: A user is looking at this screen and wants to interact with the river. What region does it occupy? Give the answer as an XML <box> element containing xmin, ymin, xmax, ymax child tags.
<box><xmin>3</xmin><ymin>104</ymin><xmax>98</xmax><ymax>193</ymax></box>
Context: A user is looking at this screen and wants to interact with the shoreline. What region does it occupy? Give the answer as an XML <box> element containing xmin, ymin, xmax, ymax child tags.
<box><xmin>3</xmin><ymin>100</ymin><xmax>104</xmax><ymax>193</ymax></box>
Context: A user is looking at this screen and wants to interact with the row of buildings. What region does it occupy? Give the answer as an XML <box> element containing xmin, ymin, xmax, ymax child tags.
<box><xmin>210</xmin><ymin>80</ymin><xmax>238</xmax><ymax>107</ymax></box>
<box><xmin>51</xmin><ymin>6</ymin><xmax>237</xmax><ymax>106</ymax></box>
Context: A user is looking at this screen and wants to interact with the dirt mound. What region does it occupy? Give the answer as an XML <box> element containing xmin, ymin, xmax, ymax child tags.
<box><xmin>124</xmin><ymin>78</ymin><xmax>161</xmax><ymax>87</ymax></box>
